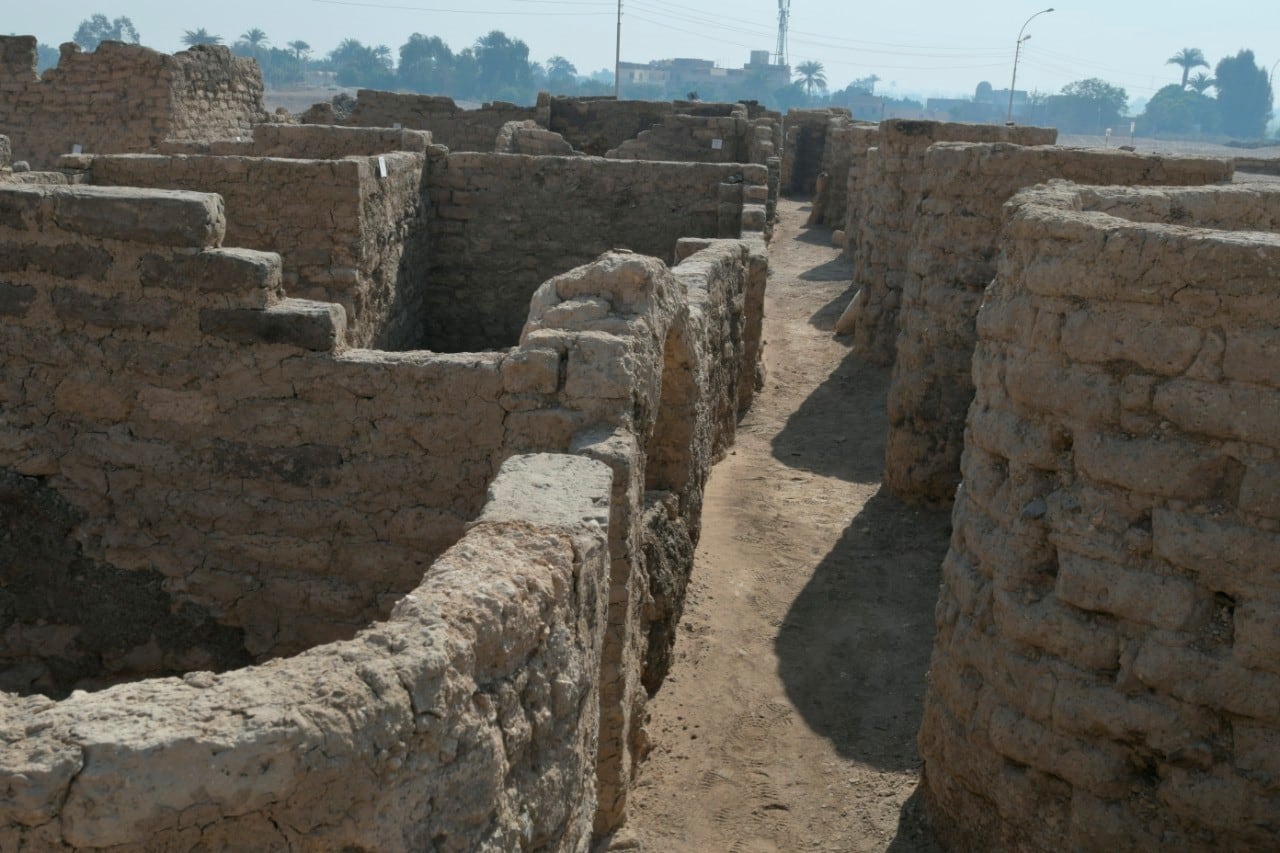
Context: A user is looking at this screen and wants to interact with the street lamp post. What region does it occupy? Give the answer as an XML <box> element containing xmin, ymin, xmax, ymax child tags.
<box><xmin>1007</xmin><ymin>7</ymin><xmax>1054</xmax><ymax>124</ymax></box>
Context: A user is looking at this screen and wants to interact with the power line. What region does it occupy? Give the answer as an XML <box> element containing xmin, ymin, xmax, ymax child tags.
<box><xmin>311</xmin><ymin>0</ymin><xmax>614</xmax><ymax>15</ymax></box>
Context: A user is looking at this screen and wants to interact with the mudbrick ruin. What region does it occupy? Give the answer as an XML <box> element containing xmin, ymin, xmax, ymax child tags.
<box><xmin>1</xmin><ymin>30</ymin><xmax>1278</xmax><ymax>852</ymax></box>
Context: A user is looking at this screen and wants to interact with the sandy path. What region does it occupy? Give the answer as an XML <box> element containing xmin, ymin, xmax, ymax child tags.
<box><xmin>619</xmin><ymin>199</ymin><xmax>952</xmax><ymax>851</ymax></box>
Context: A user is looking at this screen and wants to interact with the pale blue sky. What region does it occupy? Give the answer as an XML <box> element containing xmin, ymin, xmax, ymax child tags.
<box><xmin>10</xmin><ymin>2</ymin><xmax>1279</xmax><ymax>102</ymax></box>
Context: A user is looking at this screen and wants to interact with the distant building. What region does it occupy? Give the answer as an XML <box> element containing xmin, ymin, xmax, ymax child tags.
<box><xmin>925</xmin><ymin>81</ymin><xmax>1030</xmax><ymax>122</ymax></box>
<box><xmin>619</xmin><ymin>50</ymin><xmax>790</xmax><ymax>94</ymax></box>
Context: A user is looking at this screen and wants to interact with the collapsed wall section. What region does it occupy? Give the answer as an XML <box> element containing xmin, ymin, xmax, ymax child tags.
<box><xmin>919</xmin><ymin>182</ymin><xmax>1280</xmax><ymax>851</ymax></box>
<box><xmin>423</xmin><ymin>152</ymin><xmax>766</xmax><ymax>351</ymax></box>
<box><xmin>548</xmin><ymin>97</ymin><xmax>676</xmax><ymax>155</ymax></box>
<box><xmin>886</xmin><ymin>143</ymin><xmax>1232</xmax><ymax>507</ymax></box>
<box><xmin>80</xmin><ymin>148</ymin><xmax>428</xmax><ymax>349</ymax></box>
<box><xmin>339</xmin><ymin>89</ymin><xmax>543</xmax><ymax>151</ymax></box>
<box><xmin>845</xmin><ymin>119</ymin><xmax>1056</xmax><ymax>365</ymax></box>
<box><xmin>605</xmin><ymin>107</ymin><xmax>753</xmax><ymax>163</ymax></box>
<box><xmin>0</xmin><ymin>36</ymin><xmax>265</xmax><ymax>169</ymax></box>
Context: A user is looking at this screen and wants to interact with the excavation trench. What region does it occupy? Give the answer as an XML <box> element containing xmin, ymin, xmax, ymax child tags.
<box><xmin>624</xmin><ymin>198</ymin><xmax>951</xmax><ymax>852</ymax></box>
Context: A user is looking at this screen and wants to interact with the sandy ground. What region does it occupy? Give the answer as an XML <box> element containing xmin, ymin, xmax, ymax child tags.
<box><xmin>620</xmin><ymin>199</ymin><xmax>952</xmax><ymax>852</ymax></box>
<box><xmin>1057</xmin><ymin>132</ymin><xmax>1280</xmax><ymax>159</ymax></box>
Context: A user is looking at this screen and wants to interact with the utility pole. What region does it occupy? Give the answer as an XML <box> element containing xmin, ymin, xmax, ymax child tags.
<box><xmin>1007</xmin><ymin>7</ymin><xmax>1053</xmax><ymax>124</ymax></box>
<box><xmin>614</xmin><ymin>0</ymin><xmax>622</xmax><ymax>99</ymax></box>
<box><xmin>775</xmin><ymin>0</ymin><xmax>790</xmax><ymax>67</ymax></box>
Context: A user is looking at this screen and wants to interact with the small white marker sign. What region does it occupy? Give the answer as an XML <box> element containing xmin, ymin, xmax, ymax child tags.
<box><xmin>71</xmin><ymin>144</ymin><xmax>82</xmax><ymax>155</ymax></box>
<box><xmin>711</xmin><ymin>138</ymin><xmax>724</xmax><ymax>150</ymax></box>
<box><xmin>378</xmin><ymin>156</ymin><xmax>388</xmax><ymax>178</ymax></box>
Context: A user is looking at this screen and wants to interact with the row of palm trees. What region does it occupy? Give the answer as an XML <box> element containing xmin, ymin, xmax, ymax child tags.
<box><xmin>181</xmin><ymin>27</ymin><xmax>311</xmax><ymax>61</ymax></box>
<box><xmin>1166</xmin><ymin>47</ymin><xmax>1215</xmax><ymax>92</ymax></box>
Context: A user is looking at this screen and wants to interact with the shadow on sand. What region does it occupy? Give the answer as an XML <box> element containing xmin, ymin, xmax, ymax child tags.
<box><xmin>770</xmin><ymin>346</ymin><xmax>888</xmax><ymax>484</ymax></box>
<box><xmin>773</xmin><ymin>487</ymin><xmax>949</xmax><ymax>771</ymax></box>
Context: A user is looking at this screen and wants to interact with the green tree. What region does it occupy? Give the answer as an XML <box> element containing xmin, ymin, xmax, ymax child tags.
<box><xmin>36</xmin><ymin>42</ymin><xmax>59</xmax><ymax>72</ymax></box>
<box><xmin>1032</xmin><ymin>78</ymin><xmax>1128</xmax><ymax>133</ymax></box>
<box><xmin>398</xmin><ymin>33</ymin><xmax>454</xmax><ymax>94</ymax></box>
<box><xmin>182</xmin><ymin>28</ymin><xmax>223</xmax><ymax>47</ymax></box>
<box><xmin>1166</xmin><ymin>47</ymin><xmax>1209</xmax><ymax>88</ymax></box>
<box><xmin>1214</xmin><ymin>49</ymin><xmax>1273</xmax><ymax>138</ymax></box>
<box><xmin>848</xmin><ymin>74</ymin><xmax>880</xmax><ymax>95</ymax></box>
<box><xmin>72</xmin><ymin>14</ymin><xmax>140</xmax><ymax>51</ymax></box>
<box><xmin>238</xmin><ymin>29</ymin><xmax>269</xmax><ymax>50</ymax></box>
<box><xmin>328</xmin><ymin>38</ymin><xmax>394</xmax><ymax>88</ymax></box>
<box><xmin>545</xmin><ymin>55</ymin><xmax>577</xmax><ymax>94</ymax></box>
<box><xmin>1186</xmin><ymin>72</ymin><xmax>1215</xmax><ymax>94</ymax></box>
<box><xmin>795</xmin><ymin>60</ymin><xmax>827</xmax><ymax>101</ymax></box>
<box><xmin>472</xmin><ymin>31</ymin><xmax>535</xmax><ymax>102</ymax></box>
<box><xmin>287</xmin><ymin>40</ymin><xmax>311</xmax><ymax>62</ymax></box>
<box><xmin>1141</xmin><ymin>83</ymin><xmax>1221</xmax><ymax>134</ymax></box>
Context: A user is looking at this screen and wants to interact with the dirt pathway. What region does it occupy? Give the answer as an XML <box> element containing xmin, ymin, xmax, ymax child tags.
<box><xmin>621</xmin><ymin>199</ymin><xmax>952</xmax><ymax>852</ymax></box>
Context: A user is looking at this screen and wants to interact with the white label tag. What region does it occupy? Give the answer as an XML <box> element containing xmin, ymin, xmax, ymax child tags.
<box><xmin>71</xmin><ymin>144</ymin><xmax>83</xmax><ymax>155</ymax></box>
<box><xmin>711</xmin><ymin>138</ymin><xmax>723</xmax><ymax>150</ymax></box>
<box><xmin>393</xmin><ymin>123</ymin><xmax>402</xmax><ymax>130</ymax></box>
<box><xmin>378</xmin><ymin>156</ymin><xmax>388</xmax><ymax>178</ymax></box>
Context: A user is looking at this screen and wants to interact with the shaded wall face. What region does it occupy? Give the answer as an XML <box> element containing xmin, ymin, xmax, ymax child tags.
<box><xmin>0</xmin><ymin>454</ymin><xmax>613</xmax><ymax>852</ymax></box>
<box><xmin>422</xmin><ymin>153</ymin><xmax>759</xmax><ymax>352</ymax></box>
<box><xmin>0</xmin><ymin>469</ymin><xmax>251</xmax><ymax>698</ymax></box>
<box><xmin>919</xmin><ymin>183</ymin><xmax>1280</xmax><ymax>852</ymax></box>
<box><xmin>0</xmin><ymin>37</ymin><xmax>263</xmax><ymax>168</ymax></box>
<box><xmin>885</xmin><ymin>144</ymin><xmax>1234</xmax><ymax>507</ymax></box>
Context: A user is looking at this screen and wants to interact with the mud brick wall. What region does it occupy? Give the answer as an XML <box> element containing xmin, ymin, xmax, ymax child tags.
<box><xmin>342</xmin><ymin>89</ymin><xmax>541</xmax><ymax>151</ymax></box>
<box><xmin>919</xmin><ymin>182</ymin><xmax>1280</xmax><ymax>851</ymax></box>
<box><xmin>781</xmin><ymin>108</ymin><xmax>848</xmax><ymax>194</ymax></box>
<box><xmin>0</xmin><ymin>453</ymin><xmax>613</xmax><ymax>852</ymax></box>
<box><xmin>548</xmin><ymin>96</ymin><xmax>676</xmax><ymax>155</ymax></box>
<box><xmin>0</xmin><ymin>183</ymin><xmax>518</xmax><ymax>684</ymax></box>
<box><xmin>606</xmin><ymin>108</ymin><xmax>753</xmax><ymax>163</ymax></box>
<box><xmin>242</xmin><ymin>123</ymin><xmax>431</xmax><ymax>158</ymax></box>
<box><xmin>846</xmin><ymin>120</ymin><xmax>1057</xmax><ymax>365</ymax></box>
<box><xmin>519</xmin><ymin>240</ymin><xmax>765</xmax><ymax>832</ymax></box>
<box><xmin>886</xmin><ymin>144</ymin><xmax>1232</xmax><ymax>507</ymax></box>
<box><xmin>0</xmin><ymin>179</ymin><xmax>765</xmax><ymax>839</ymax></box>
<box><xmin>817</xmin><ymin>119</ymin><xmax>877</xmax><ymax>235</ymax></box>
<box><xmin>1235</xmin><ymin>156</ymin><xmax>1280</xmax><ymax>177</ymax></box>
<box><xmin>0</xmin><ymin>36</ymin><xmax>264</xmax><ymax>169</ymax></box>
<box><xmin>422</xmin><ymin>152</ymin><xmax>764</xmax><ymax>351</ymax></box>
<box><xmin>84</xmin><ymin>150</ymin><xmax>428</xmax><ymax>349</ymax></box>
<box><xmin>495</xmin><ymin>120</ymin><xmax>577</xmax><ymax>155</ymax></box>
<box><xmin>841</xmin><ymin>126</ymin><xmax>880</xmax><ymax>256</ymax></box>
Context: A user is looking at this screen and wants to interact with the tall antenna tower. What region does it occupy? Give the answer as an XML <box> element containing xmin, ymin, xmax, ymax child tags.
<box><xmin>775</xmin><ymin>0</ymin><xmax>790</xmax><ymax>66</ymax></box>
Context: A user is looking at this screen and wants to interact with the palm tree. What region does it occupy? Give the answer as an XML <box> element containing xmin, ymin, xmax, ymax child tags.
<box><xmin>545</xmin><ymin>55</ymin><xmax>577</xmax><ymax>92</ymax></box>
<box><xmin>287</xmin><ymin>40</ymin><xmax>311</xmax><ymax>62</ymax></box>
<box><xmin>795</xmin><ymin>60</ymin><xmax>827</xmax><ymax>101</ymax></box>
<box><xmin>182</xmin><ymin>28</ymin><xmax>223</xmax><ymax>47</ymax></box>
<box><xmin>1187</xmin><ymin>71</ymin><xmax>1215</xmax><ymax>94</ymax></box>
<box><xmin>239</xmin><ymin>28</ymin><xmax>269</xmax><ymax>49</ymax></box>
<box><xmin>1166</xmin><ymin>47</ymin><xmax>1208</xmax><ymax>88</ymax></box>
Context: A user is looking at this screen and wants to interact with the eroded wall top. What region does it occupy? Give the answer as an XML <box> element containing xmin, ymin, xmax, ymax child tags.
<box><xmin>0</xmin><ymin>36</ymin><xmax>266</xmax><ymax>168</ymax></box>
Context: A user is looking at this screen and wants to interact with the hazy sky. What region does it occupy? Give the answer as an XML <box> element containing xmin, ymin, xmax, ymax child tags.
<box><xmin>9</xmin><ymin>1</ymin><xmax>1279</xmax><ymax>102</ymax></box>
